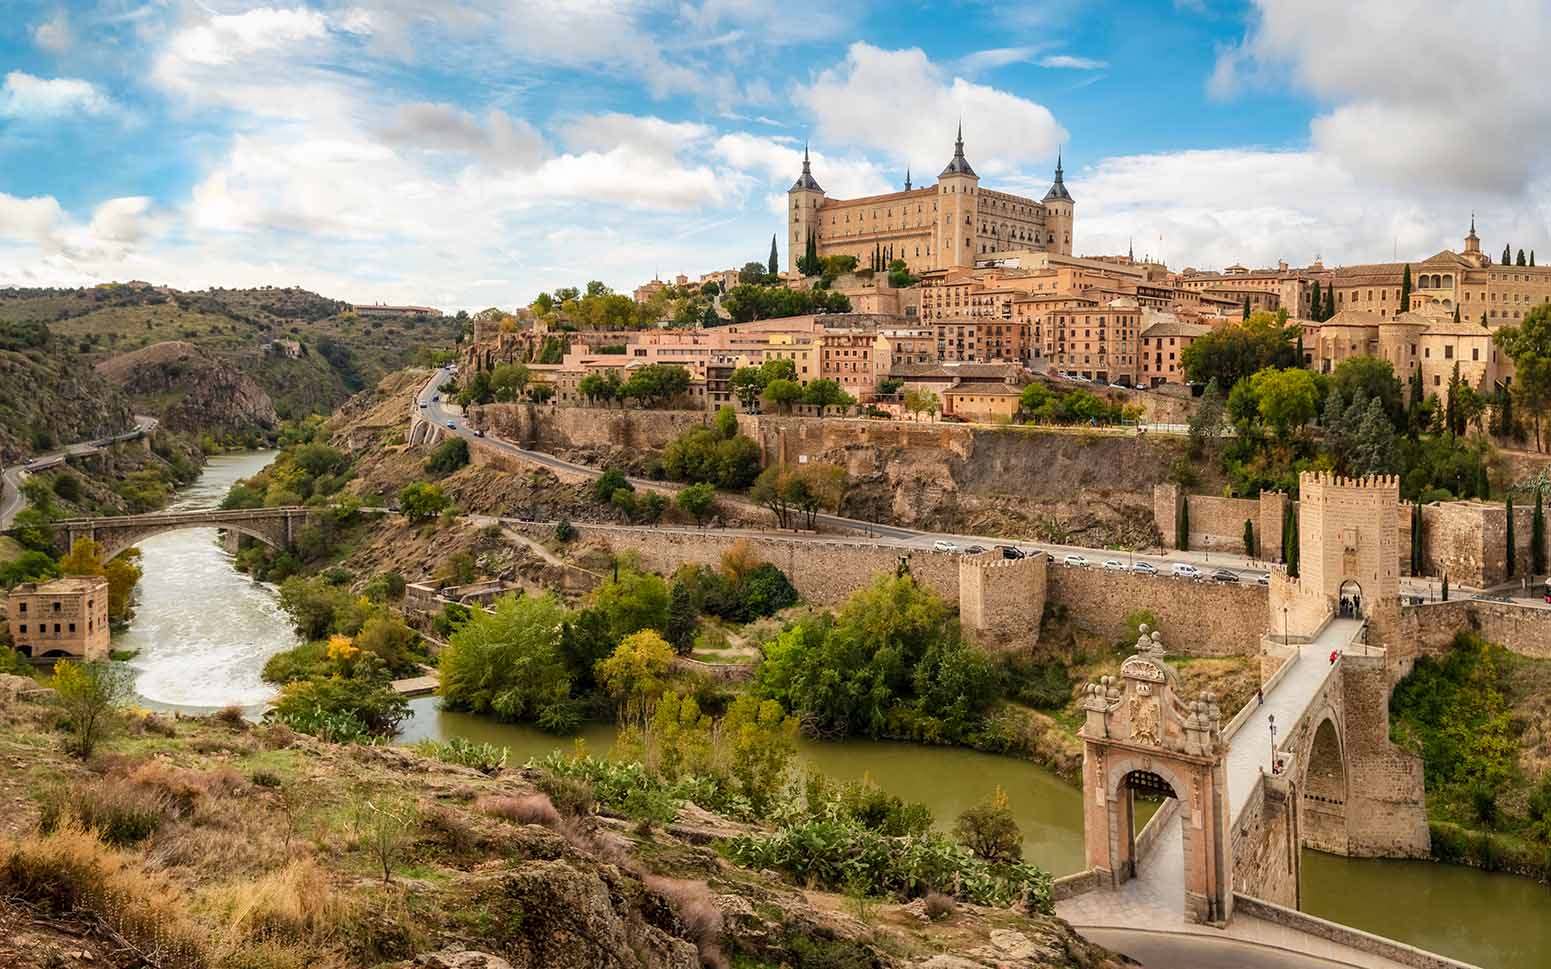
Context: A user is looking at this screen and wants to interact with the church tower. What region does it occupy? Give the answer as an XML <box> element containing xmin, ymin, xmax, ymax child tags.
<box><xmin>787</xmin><ymin>144</ymin><xmax>825</xmax><ymax>274</ymax></box>
<box><xmin>936</xmin><ymin>124</ymin><xmax>980</xmax><ymax>269</ymax></box>
<box><xmin>1461</xmin><ymin>213</ymin><xmax>1488</xmax><ymax>268</ymax></box>
<box><xmin>1043</xmin><ymin>150</ymin><xmax>1075</xmax><ymax>257</ymax></box>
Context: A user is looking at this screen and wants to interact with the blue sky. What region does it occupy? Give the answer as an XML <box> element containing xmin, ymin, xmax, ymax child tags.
<box><xmin>1</xmin><ymin>1</ymin><xmax>1548</xmax><ymax>309</ymax></box>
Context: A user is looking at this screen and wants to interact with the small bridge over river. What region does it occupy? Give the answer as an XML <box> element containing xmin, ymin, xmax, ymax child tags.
<box><xmin>51</xmin><ymin>507</ymin><xmax>320</xmax><ymax>561</ymax></box>
<box><xmin>1057</xmin><ymin>472</ymin><xmax>1477</xmax><ymax>969</ymax></box>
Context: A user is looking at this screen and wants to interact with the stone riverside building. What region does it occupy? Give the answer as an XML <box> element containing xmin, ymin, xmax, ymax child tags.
<box><xmin>5</xmin><ymin>576</ymin><xmax>110</xmax><ymax>661</ymax></box>
<box><xmin>787</xmin><ymin>129</ymin><xmax>1074</xmax><ymax>276</ymax></box>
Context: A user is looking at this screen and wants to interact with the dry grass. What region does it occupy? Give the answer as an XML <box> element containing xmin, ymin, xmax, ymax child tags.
<box><xmin>923</xmin><ymin>891</ymin><xmax>957</xmax><ymax>921</ymax></box>
<box><xmin>38</xmin><ymin>778</ymin><xmax>174</xmax><ymax>846</ymax></box>
<box><xmin>224</xmin><ymin>857</ymin><xmax>351</xmax><ymax>944</ymax></box>
<box><xmin>212</xmin><ymin>705</ymin><xmax>249</xmax><ymax>730</ymax></box>
<box><xmin>474</xmin><ymin>793</ymin><xmax>561</xmax><ymax>828</ymax></box>
<box><xmin>0</xmin><ymin>823</ymin><xmax>207</xmax><ymax>967</ymax></box>
<box><xmin>644</xmin><ymin>875</ymin><xmax>725</xmax><ymax>969</ymax></box>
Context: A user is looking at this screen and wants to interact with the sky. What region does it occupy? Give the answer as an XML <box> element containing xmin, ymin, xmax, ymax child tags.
<box><xmin>1</xmin><ymin>0</ymin><xmax>1550</xmax><ymax>311</ymax></box>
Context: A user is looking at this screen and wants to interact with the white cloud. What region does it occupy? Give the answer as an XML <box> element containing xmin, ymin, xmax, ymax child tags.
<box><xmin>558</xmin><ymin>114</ymin><xmax>713</xmax><ymax>164</ymax></box>
<box><xmin>0</xmin><ymin>72</ymin><xmax>112</xmax><ymax>120</ymax></box>
<box><xmin>953</xmin><ymin>46</ymin><xmax>1043</xmax><ymax>76</ymax></box>
<box><xmin>1039</xmin><ymin>55</ymin><xmax>1107</xmax><ymax>70</ymax></box>
<box><xmin>1210</xmin><ymin>0</ymin><xmax>1551</xmax><ymax>196</ymax></box>
<box><xmin>163</xmin><ymin>7</ymin><xmax>331</xmax><ymax>67</ymax></box>
<box><xmin>1071</xmin><ymin>147</ymin><xmax>1551</xmax><ymax>273</ymax></box>
<box><xmin>32</xmin><ymin>12</ymin><xmax>72</xmax><ymax>53</ymax></box>
<box><xmin>711</xmin><ymin>133</ymin><xmax>896</xmax><ymax>200</ymax></box>
<box><xmin>378</xmin><ymin>103</ymin><xmax>546</xmax><ymax>170</ymax></box>
<box><xmin>795</xmin><ymin>43</ymin><xmax>1066</xmax><ymax>179</ymax></box>
<box><xmin>0</xmin><ymin>192</ymin><xmax>154</xmax><ymax>267</ymax></box>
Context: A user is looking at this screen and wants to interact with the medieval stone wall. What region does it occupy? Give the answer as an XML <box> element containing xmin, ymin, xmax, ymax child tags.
<box><xmin>958</xmin><ymin>553</ymin><xmax>1048</xmax><ymax>650</ymax></box>
<box><xmin>1339</xmin><ymin>655</ymin><xmax>1429</xmax><ymax>858</ymax></box>
<box><xmin>1154</xmin><ymin>484</ymin><xmax>1286</xmax><ymax>560</ymax></box>
<box><xmin>1231</xmin><ymin>775</ymin><xmax>1299</xmax><ymax>908</ymax></box>
<box><xmin>1395</xmin><ymin>600</ymin><xmax>1551</xmax><ymax>668</ymax></box>
<box><xmin>1045</xmin><ymin>564</ymin><xmax>1269</xmax><ymax>656</ymax></box>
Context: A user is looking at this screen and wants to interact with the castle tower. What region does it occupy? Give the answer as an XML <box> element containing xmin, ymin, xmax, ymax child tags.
<box><xmin>1461</xmin><ymin>213</ymin><xmax>1488</xmax><ymax>268</ymax></box>
<box><xmin>787</xmin><ymin>144</ymin><xmax>825</xmax><ymax>274</ymax></box>
<box><xmin>935</xmin><ymin>123</ymin><xmax>980</xmax><ymax>269</ymax></box>
<box><xmin>1042</xmin><ymin>149</ymin><xmax>1075</xmax><ymax>257</ymax></box>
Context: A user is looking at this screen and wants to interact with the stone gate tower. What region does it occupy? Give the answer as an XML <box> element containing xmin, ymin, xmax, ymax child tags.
<box><xmin>1272</xmin><ymin>472</ymin><xmax>1400</xmax><ymax>644</ymax></box>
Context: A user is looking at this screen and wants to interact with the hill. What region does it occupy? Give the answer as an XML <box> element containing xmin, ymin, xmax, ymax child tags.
<box><xmin>0</xmin><ymin>320</ymin><xmax>134</xmax><ymax>463</ymax></box>
<box><xmin>96</xmin><ymin>341</ymin><xmax>278</xmax><ymax>436</ymax></box>
<box><xmin>0</xmin><ymin>284</ymin><xmax>462</xmax><ymax>422</ymax></box>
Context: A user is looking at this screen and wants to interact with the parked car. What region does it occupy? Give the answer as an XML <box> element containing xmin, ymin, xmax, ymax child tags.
<box><xmin>997</xmin><ymin>545</ymin><xmax>1025</xmax><ymax>560</ymax></box>
<box><xmin>419</xmin><ymin>401</ymin><xmax>427</xmax><ymax>409</ymax></box>
<box><xmin>1211</xmin><ymin>568</ymin><xmax>1241</xmax><ymax>583</ymax></box>
<box><xmin>1256</xmin><ymin>573</ymin><xmax>1271</xmax><ymax>586</ymax></box>
<box><xmin>1131</xmin><ymin>561</ymin><xmax>1158</xmax><ymax>575</ymax></box>
<box><xmin>1170</xmin><ymin>563</ymin><xmax>1203</xmax><ymax>579</ymax></box>
<box><xmin>933</xmin><ymin>540</ymin><xmax>959</xmax><ymax>553</ymax></box>
<box><xmin>964</xmin><ymin>545</ymin><xmax>987</xmax><ymax>554</ymax></box>
<box><xmin>1102</xmin><ymin>559</ymin><xmax>1126</xmax><ymax>571</ymax></box>
<box><xmin>1063</xmin><ymin>553</ymin><xmax>1089</xmax><ymax>567</ymax></box>
<box><xmin>445</xmin><ymin>420</ymin><xmax>456</xmax><ymax>428</ymax></box>
<box><xmin>432</xmin><ymin>394</ymin><xmax>440</xmax><ymax>402</ymax></box>
<box><xmin>473</xmin><ymin>429</ymin><xmax>485</xmax><ymax>438</ymax></box>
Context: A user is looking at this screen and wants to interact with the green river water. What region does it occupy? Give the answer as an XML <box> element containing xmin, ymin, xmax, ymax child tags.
<box><xmin>118</xmin><ymin>452</ymin><xmax>1551</xmax><ymax>969</ymax></box>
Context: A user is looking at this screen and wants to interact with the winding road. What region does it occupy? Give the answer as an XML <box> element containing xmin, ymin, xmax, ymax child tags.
<box><xmin>0</xmin><ymin>416</ymin><xmax>158</xmax><ymax>530</ymax></box>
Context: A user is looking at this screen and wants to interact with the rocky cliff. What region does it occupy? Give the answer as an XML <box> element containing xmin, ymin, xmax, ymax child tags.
<box><xmin>96</xmin><ymin>340</ymin><xmax>279</xmax><ymax>435</ymax></box>
<box><xmin>0</xmin><ymin>322</ymin><xmax>135</xmax><ymax>463</ymax></box>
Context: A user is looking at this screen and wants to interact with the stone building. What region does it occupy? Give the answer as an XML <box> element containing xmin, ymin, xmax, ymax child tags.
<box><xmin>6</xmin><ymin>576</ymin><xmax>111</xmax><ymax>661</ymax></box>
<box><xmin>1139</xmin><ymin>317</ymin><xmax>1211</xmax><ymax>387</ymax></box>
<box><xmin>787</xmin><ymin>129</ymin><xmax>1074</xmax><ymax>275</ymax></box>
<box><xmin>1301</xmin><ymin>304</ymin><xmax>1504</xmax><ymax>407</ymax></box>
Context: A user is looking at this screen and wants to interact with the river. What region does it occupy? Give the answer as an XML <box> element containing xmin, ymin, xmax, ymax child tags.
<box><xmin>118</xmin><ymin>452</ymin><xmax>1551</xmax><ymax>969</ymax></box>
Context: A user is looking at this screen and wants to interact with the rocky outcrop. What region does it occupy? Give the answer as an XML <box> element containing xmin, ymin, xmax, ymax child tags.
<box><xmin>0</xmin><ymin>325</ymin><xmax>134</xmax><ymax>463</ymax></box>
<box><xmin>97</xmin><ymin>340</ymin><xmax>278</xmax><ymax>434</ymax></box>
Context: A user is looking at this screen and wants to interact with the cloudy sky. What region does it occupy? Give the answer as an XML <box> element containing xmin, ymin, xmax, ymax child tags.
<box><xmin>2</xmin><ymin>1</ymin><xmax>1549</xmax><ymax>310</ymax></box>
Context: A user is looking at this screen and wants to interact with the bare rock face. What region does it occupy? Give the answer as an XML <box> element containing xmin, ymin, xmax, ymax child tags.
<box><xmin>97</xmin><ymin>341</ymin><xmax>278</xmax><ymax>434</ymax></box>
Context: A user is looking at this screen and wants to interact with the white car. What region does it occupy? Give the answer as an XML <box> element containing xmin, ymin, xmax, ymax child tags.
<box><xmin>1102</xmin><ymin>559</ymin><xmax>1126</xmax><ymax>571</ymax></box>
<box><xmin>933</xmin><ymin>540</ymin><xmax>959</xmax><ymax>553</ymax></box>
<box><xmin>1132</xmin><ymin>561</ymin><xmax>1159</xmax><ymax>575</ymax></box>
<box><xmin>1256</xmin><ymin>573</ymin><xmax>1270</xmax><ymax>586</ymax></box>
<box><xmin>1063</xmin><ymin>553</ymin><xmax>1089</xmax><ymax>567</ymax></box>
<box><xmin>1170</xmin><ymin>563</ymin><xmax>1203</xmax><ymax>579</ymax></box>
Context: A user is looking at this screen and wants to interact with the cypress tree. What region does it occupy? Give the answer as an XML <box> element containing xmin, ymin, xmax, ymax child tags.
<box><xmin>1399</xmin><ymin>264</ymin><xmax>1412</xmax><ymax>313</ymax></box>
<box><xmin>1282</xmin><ymin>501</ymin><xmax>1294</xmax><ymax>565</ymax></box>
<box><xmin>1502</xmin><ymin>385</ymin><xmax>1515</xmax><ymax>433</ymax></box>
<box><xmin>1453</xmin><ymin>303</ymin><xmax>1461</xmax><ymax>324</ymax></box>
<box><xmin>1410</xmin><ymin>501</ymin><xmax>1423</xmax><ymax>575</ymax></box>
<box><xmin>1243</xmin><ymin>518</ymin><xmax>1256</xmax><ymax>557</ymax></box>
<box><xmin>1325</xmin><ymin>284</ymin><xmax>1337</xmax><ymax>320</ymax></box>
<box><xmin>1243</xmin><ymin>295</ymin><xmax>1252</xmax><ymax>320</ymax></box>
<box><xmin>1504</xmin><ymin>243</ymin><xmax>1513</xmax><ymax>265</ymax></box>
<box><xmin>1518</xmin><ymin>249</ymin><xmax>1528</xmax><ymax>267</ymax></box>
<box><xmin>1310</xmin><ymin>280</ymin><xmax>1322</xmax><ymax>319</ymax></box>
<box><xmin>1287</xmin><ymin>506</ymin><xmax>1300</xmax><ymax>578</ymax></box>
<box><xmin>1534</xmin><ymin>489</ymin><xmax>1546</xmax><ymax>576</ymax></box>
<box><xmin>1477</xmin><ymin>462</ymin><xmax>1490</xmax><ymax>500</ymax></box>
<box><xmin>768</xmin><ymin>234</ymin><xmax>779</xmax><ymax>276</ymax></box>
<box><xmin>1507</xmin><ymin>495</ymin><xmax>1517</xmax><ymax>577</ymax></box>
<box><xmin>1442</xmin><ymin>574</ymin><xmax>1449</xmax><ymax>601</ymax></box>
<box><xmin>1178</xmin><ymin>496</ymin><xmax>1190</xmax><ymax>550</ymax></box>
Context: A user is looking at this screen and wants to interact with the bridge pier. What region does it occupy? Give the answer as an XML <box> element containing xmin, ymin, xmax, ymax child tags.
<box><xmin>52</xmin><ymin>507</ymin><xmax>321</xmax><ymax>562</ymax></box>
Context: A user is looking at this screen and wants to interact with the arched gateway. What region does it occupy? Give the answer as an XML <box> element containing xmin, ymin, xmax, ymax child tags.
<box><xmin>1080</xmin><ymin>627</ymin><xmax>1233</xmax><ymax>924</ymax></box>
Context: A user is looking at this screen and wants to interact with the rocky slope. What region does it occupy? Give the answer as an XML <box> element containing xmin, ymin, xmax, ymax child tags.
<box><xmin>0</xmin><ymin>321</ymin><xmax>135</xmax><ymax>463</ymax></box>
<box><xmin>0</xmin><ymin>680</ymin><xmax>1127</xmax><ymax>969</ymax></box>
<box><xmin>96</xmin><ymin>340</ymin><xmax>279</xmax><ymax>435</ymax></box>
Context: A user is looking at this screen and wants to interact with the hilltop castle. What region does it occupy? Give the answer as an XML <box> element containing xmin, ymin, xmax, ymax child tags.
<box><xmin>787</xmin><ymin>127</ymin><xmax>1075</xmax><ymax>275</ymax></box>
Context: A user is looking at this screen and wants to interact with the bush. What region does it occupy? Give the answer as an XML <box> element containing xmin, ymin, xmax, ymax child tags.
<box><xmin>38</xmin><ymin>779</ymin><xmax>173</xmax><ymax>846</ymax></box>
<box><xmin>535</xmin><ymin>774</ymin><xmax>596</xmax><ymax>817</ymax></box>
<box><xmin>51</xmin><ymin>660</ymin><xmax>132</xmax><ymax>759</ymax></box>
<box><xmin>475</xmin><ymin>794</ymin><xmax>561</xmax><ymax>828</ymax></box>
<box><xmin>923</xmin><ymin>890</ymin><xmax>957</xmax><ymax>921</ymax></box>
<box><xmin>399</xmin><ymin>481</ymin><xmax>450</xmax><ymax>522</ymax></box>
<box><xmin>595</xmin><ymin>467</ymin><xmax>632</xmax><ymax>503</ymax></box>
<box><xmin>438</xmin><ymin>593</ymin><xmax>574</xmax><ymax>727</ymax></box>
<box><xmin>271</xmin><ymin>676</ymin><xmax>409</xmax><ymax>741</ymax></box>
<box><xmin>424</xmin><ymin>436</ymin><xmax>470</xmax><ymax>475</ymax></box>
<box><xmin>953</xmin><ymin>787</ymin><xmax>1022</xmax><ymax>862</ymax></box>
<box><xmin>555</xmin><ymin>518</ymin><xmax>577</xmax><ymax>542</ymax></box>
<box><xmin>413</xmin><ymin>737</ymin><xmax>509</xmax><ymax>775</ymax></box>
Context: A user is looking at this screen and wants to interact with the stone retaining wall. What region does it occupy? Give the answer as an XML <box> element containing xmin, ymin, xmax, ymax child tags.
<box><xmin>1232</xmin><ymin>895</ymin><xmax>1478</xmax><ymax>969</ymax></box>
<box><xmin>1396</xmin><ymin>599</ymin><xmax>1551</xmax><ymax>668</ymax></box>
<box><xmin>1231</xmin><ymin>774</ymin><xmax>1299</xmax><ymax>908</ymax></box>
<box><xmin>1045</xmin><ymin>564</ymin><xmax>1269</xmax><ymax>656</ymax></box>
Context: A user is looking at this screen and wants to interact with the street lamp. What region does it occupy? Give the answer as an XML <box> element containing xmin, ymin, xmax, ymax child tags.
<box><xmin>1268</xmin><ymin>714</ymin><xmax>1278</xmax><ymax>771</ymax></box>
<box><xmin>1282</xmin><ymin>606</ymin><xmax>1288</xmax><ymax>646</ymax></box>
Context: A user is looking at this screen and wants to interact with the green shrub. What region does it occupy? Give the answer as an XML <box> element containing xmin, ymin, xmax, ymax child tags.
<box><xmin>412</xmin><ymin>737</ymin><xmax>509</xmax><ymax>775</ymax></box>
<box><xmin>424</xmin><ymin>437</ymin><xmax>470</xmax><ymax>476</ymax></box>
<box><xmin>38</xmin><ymin>780</ymin><xmax>172</xmax><ymax>846</ymax></box>
<box><xmin>271</xmin><ymin>676</ymin><xmax>408</xmax><ymax>741</ymax></box>
<box><xmin>953</xmin><ymin>787</ymin><xmax>1022</xmax><ymax>862</ymax></box>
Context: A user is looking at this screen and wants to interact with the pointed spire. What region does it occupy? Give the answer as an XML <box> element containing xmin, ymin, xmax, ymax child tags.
<box><xmin>939</xmin><ymin>122</ymin><xmax>976</xmax><ymax>177</ymax></box>
<box><xmin>1043</xmin><ymin>146</ymin><xmax>1073</xmax><ymax>202</ymax></box>
<box><xmin>904</xmin><ymin>167</ymin><xmax>912</xmax><ymax>191</ymax></box>
<box><xmin>1468</xmin><ymin>212</ymin><xmax>1478</xmax><ymax>239</ymax></box>
<box><xmin>790</xmin><ymin>140</ymin><xmax>823</xmax><ymax>193</ymax></box>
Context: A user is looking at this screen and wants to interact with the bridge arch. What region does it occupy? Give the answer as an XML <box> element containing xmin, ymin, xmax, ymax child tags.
<box><xmin>55</xmin><ymin>508</ymin><xmax>315</xmax><ymax>563</ymax></box>
<box><xmin>1103</xmin><ymin>756</ymin><xmax>1191</xmax><ymax>881</ymax></box>
<box><xmin>1300</xmin><ymin>713</ymin><xmax>1350</xmax><ymax>855</ymax></box>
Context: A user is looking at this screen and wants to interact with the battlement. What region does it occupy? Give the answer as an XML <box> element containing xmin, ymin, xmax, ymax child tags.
<box><xmin>958</xmin><ymin>550</ymin><xmax>1047</xmax><ymax>649</ymax></box>
<box><xmin>1299</xmin><ymin>471</ymin><xmax>1401</xmax><ymax>492</ymax></box>
<box><xmin>957</xmin><ymin>550</ymin><xmax>1047</xmax><ymax>572</ymax></box>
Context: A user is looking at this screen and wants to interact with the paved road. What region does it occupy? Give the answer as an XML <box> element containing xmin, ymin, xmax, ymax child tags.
<box><xmin>0</xmin><ymin>415</ymin><xmax>158</xmax><ymax>529</ymax></box>
<box><xmin>414</xmin><ymin>369</ymin><xmax>1496</xmax><ymax>599</ymax></box>
<box><xmin>1082</xmin><ymin>927</ymin><xmax>1383</xmax><ymax>969</ymax></box>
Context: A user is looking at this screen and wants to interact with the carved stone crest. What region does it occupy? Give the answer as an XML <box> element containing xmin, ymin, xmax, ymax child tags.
<box><xmin>1129</xmin><ymin>683</ymin><xmax>1161</xmax><ymax>746</ymax></box>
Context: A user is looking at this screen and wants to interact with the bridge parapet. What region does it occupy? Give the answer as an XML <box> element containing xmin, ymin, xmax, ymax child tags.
<box><xmin>53</xmin><ymin>507</ymin><xmax>318</xmax><ymax>561</ymax></box>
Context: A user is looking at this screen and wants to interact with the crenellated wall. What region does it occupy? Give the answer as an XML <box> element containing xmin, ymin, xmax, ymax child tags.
<box><xmin>1045</xmin><ymin>563</ymin><xmax>1270</xmax><ymax>655</ymax></box>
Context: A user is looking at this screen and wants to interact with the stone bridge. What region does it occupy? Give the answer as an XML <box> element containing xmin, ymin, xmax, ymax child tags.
<box><xmin>53</xmin><ymin>507</ymin><xmax>319</xmax><ymax>561</ymax></box>
<box><xmin>1058</xmin><ymin>473</ymin><xmax>1473</xmax><ymax>969</ymax></box>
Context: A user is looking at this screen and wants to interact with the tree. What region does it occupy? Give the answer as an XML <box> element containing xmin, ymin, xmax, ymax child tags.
<box><xmin>1533</xmin><ymin>250</ymin><xmax>1538</xmax><ymax>268</ymax></box>
<box><xmin>1324</xmin><ymin>284</ymin><xmax>1336</xmax><ymax>321</ymax></box>
<box><xmin>768</xmin><ymin>234</ymin><xmax>779</xmax><ymax>277</ymax></box>
<box><xmin>1507</xmin><ymin>495</ymin><xmax>1517</xmax><ymax>577</ymax></box>
<box><xmin>798</xmin><ymin>230</ymin><xmax>822</xmax><ymax>276</ymax></box>
<box><xmin>1243</xmin><ymin>519</ymin><xmax>1257</xmax><ymax>557</ymax></box>
<box><xmin>620</xmin><ymin>364</ymin><xmax>691</xmax><ymax>407</ymax></box>
<box><xmin>1180</xmin><ymin>313</ymin><xmax>1298</xmax><ymax>390</ymax></box>
<box><xmin>713</xmin><ymin>403</ymin><xmax>738</xmax><ymax>439</ymax></box>
<box><xmin>751</xmin><ymin>465</ymin><xmax>794</xmax><ymax>529</ymax></box>
<box><xmin>597</xmin><ymin>629</ymin><xmax>675</xmax><ymax>719</ymax></box>
<box><xmin>801</xmin><ymin>378</ymin><xmax>854</xmax><ymax>410</ymax></box>
<box><xmin>761</xmin><ymin>378</ymin><xmax>803</xmax><ymax>414</ymax></box>
<box><xmin>1187</xmin><ymin>379</ymin><xmax>1226</xmax><ymax>454</ymax></box>
<box><xmin>439</xmin><ymin>593</ymin><xmax>574</xmax><ymax>727</ymax></box>
<box><xmin>1242</xmin><ymin>295</ymin><xmax>1251</xmax><ymax>320</ymax></box>
<box><xmin>1287</xmin><ymin>505</ymin><xmax>1300</xmax><ymax>578</ymax></box>
<box><xmin>398</xmin><ymin>482</ymin><xmax>449</xmax><ymax>522</ymax></box>
<box><xmin>1250</xmin><ymin>367</ymin><xmax>1319</xmax><ymax>439</ymax></box>
<box><xmin>953</xmin><ymin>786</ymin><xmax>1022</xmax><ymax>863</ymax></box>
<box><xmin>1348</xmin><ymin>397</ymin><xmax>1399</xmax><ymax>475</ymax></box>
<box><xmin>1309</xmin><ymin>280</ymin><xmax>1322</xmax><ymax>320</ymax></box>
<box><xmin>739</xmin><ymin>261</ymin><xmax>766</xmax><ymax>285</ymax></box>
<box><xmin>676</xmin><ymin>481</ymin><xmax>716</xmax><ymax>525</ymax></box>
<box><xmin>665</xmin><ymin>580</ymin><xmax>698</xmax><ymax>654</ymax></box>
<box><xmin>1331</xmin><ymin>356</ymin><xmax>1404</xmax><ymax>430</ymax></box>
<box><xmin>595</xmin><ymin>568</ymin><xmax>670</xmax><ymax>641</ymax></box>
<box><xmin>728</xmin><ymin>367</ymin><xmax>765</xmax><ymax>410</ymax></box>
<box><xmin>1534</xmin><ymin>489</ymin><xmax>1547</xmax><ymax>576</ymax></box>
<box><xmin>1441</xmin><ymin>574</ymin><xmax>1449</xmax><ymax>601</ymax></box>
<box><xmin>903</xmin><ymin>387</ymin><xmax>940</xmax><ymax>421</ymax></box>
<box><xmin>1411</xmin><ymin>502</ymin><xmax>1424</xmax><ymax>575</ymax></box>
<box><xmin>1504</xmin><ymin>244</ymin><xmax>1513</xmax><ymax>266</ymax></box>
<box><xmin>595</xmin><ymin>467</ymin><xmax>631</xmax><ymax>503</ymax></box>
<box><xmin>1495</xmin><ymin>306</ymin><xmax>1551</xmax><ymax>451</ymax></box>
<box><xmin>424</xmin><ymin>437</ymin><xmax>470</xmax><ymax>475</ymax></box>
<box><xmin>1518</xmin><ymin>249</ymin><xmax>1528</xmax><ymax>267</ymax></box>
<box><xmin>578</xmin><ymin>371</ymin><xmax>621</xmax><ymax>402</ymax></box>
<box><xmin>57</xmin><ymin>538</ymin><xmax>139</xmax><ymax>623</ymax></box>
<box><xmin>1399</xmin><ymin>264</ymin><xmax>1411</xmax><ymax>313</ymax></box>
<box><xmin>51</xmin><ymin>660</ymin><xmax>132</xmax><ymax>758</ymax></box>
